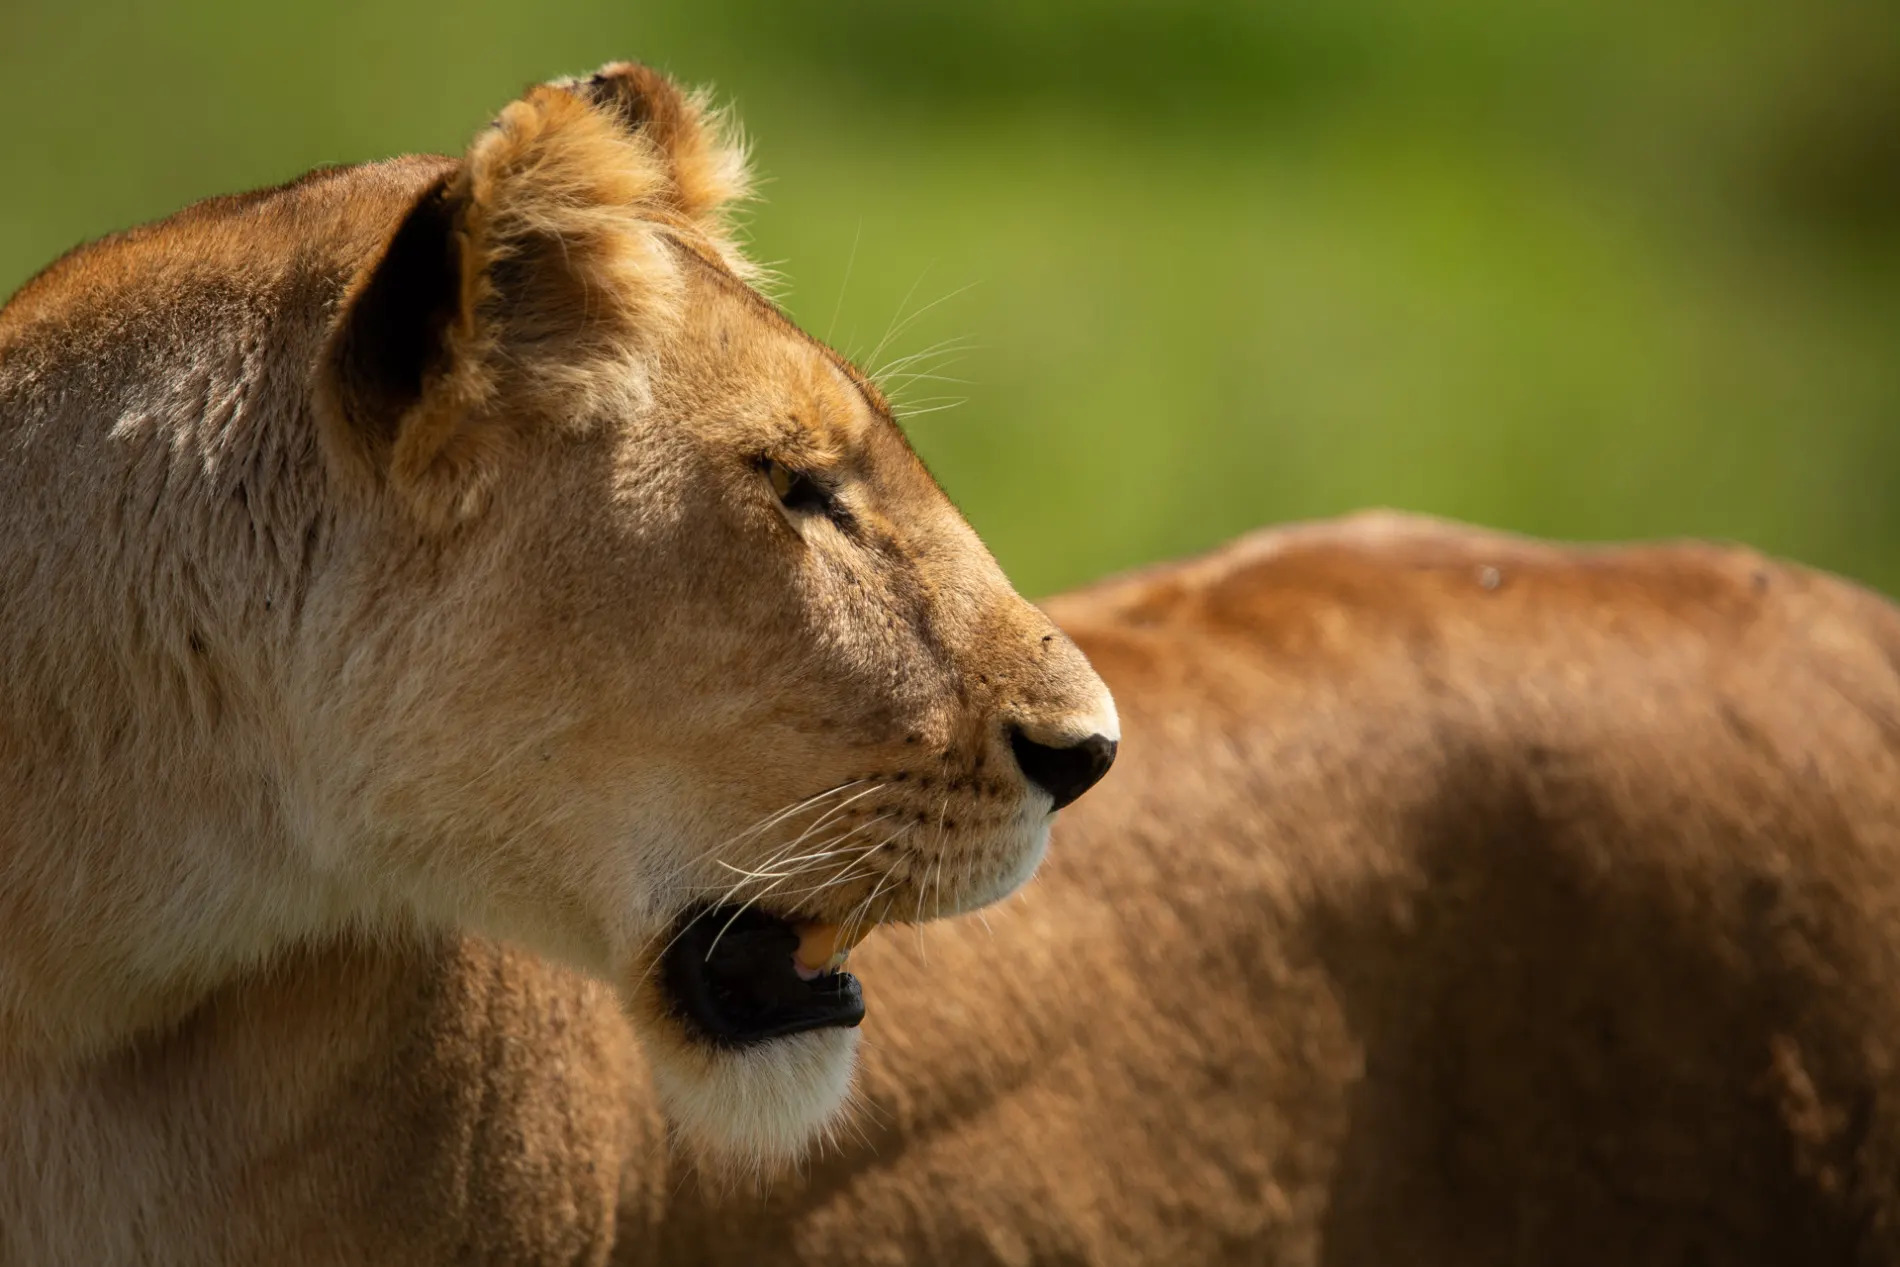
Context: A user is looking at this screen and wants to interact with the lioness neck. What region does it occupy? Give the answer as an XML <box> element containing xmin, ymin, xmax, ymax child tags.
<box><xmin>0</xmin><ymin>163</ymin><xmax>442</xmax><ymax>1064</ymax></box>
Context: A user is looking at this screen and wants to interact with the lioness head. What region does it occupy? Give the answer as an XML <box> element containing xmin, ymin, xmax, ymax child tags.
<box><xmin>305</xmin><ymin>64</ymin><xmax>1116</xmax><ymax>1163</ymax></box>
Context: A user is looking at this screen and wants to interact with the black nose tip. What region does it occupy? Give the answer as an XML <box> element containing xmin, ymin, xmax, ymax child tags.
<box><xmin>1008</xmin><ymin>728</ymin><xmax>1118</xmax><ymax>811</ymax></box>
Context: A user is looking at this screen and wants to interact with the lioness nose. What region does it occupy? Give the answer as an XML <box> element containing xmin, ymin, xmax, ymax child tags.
<box><xmin>1008</xmin><ymin>727</ymin><xmax>1118</xmax><ymax>811</ymax></box>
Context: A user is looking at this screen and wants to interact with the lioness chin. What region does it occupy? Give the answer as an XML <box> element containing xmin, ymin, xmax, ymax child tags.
<box><xmin>636</xmin><ymin>512</ymin><xmax>1900</xmax><ymax>1266</ymax></box>
<box><xmin>0</xmin><ymin>54</ymin><xmax>1116</xmax><ymax>1205</ymax></box>
<box><xmin>12</xmin><ymin>511</ymin><xmax>1894</xmax><ymax>1265</ymax></box>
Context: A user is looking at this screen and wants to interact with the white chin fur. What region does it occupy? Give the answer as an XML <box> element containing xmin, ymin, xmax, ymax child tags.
<box><xmin>641</xmin><ymin>814</ymin><xmax>1047</xmax><ymax>1172</ymax></box>
<box><xmin>965</xmin><ymin>814</ymin><xmax>1052</xmax><ymax>911</ymax></box>
<box><xmin>648</xmin><ymin>1025</ymin><xmax>861</xmax><ymax>1173</ymax></box>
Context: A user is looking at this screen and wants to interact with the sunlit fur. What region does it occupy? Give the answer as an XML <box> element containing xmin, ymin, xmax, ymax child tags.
<box><xmin>0</xmin><ymin>60</ymin><xmax>1117</xmax><ymax>1256</ymax></box>
<box><xmin>689</xmin><ymin>511</ymin><xmax>1900</xmax><ymax>1265</ymax></box>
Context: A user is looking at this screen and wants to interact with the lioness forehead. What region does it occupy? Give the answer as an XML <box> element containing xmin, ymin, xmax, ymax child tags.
<box><xmin>674</xmin><ymin>245</ymin><xmax>913</xmax><ymax>465</ymax></box>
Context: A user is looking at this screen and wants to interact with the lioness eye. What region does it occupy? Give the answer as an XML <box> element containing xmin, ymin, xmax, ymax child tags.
<box><xmin>763</xmin><ymin>459</ymin><xmax>830</xmax><ymax>515</ymax></box>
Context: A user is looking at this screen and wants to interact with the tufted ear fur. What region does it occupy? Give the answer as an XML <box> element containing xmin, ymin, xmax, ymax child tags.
<box><xmin>319</xmin><ymin>61</ymin><xmax>754</xmax><ymax>527</ymax></box>
<box><xmin>558</xmin><ymin>61</ymin><xmax>755</xmax><ymax>269</ymax></box>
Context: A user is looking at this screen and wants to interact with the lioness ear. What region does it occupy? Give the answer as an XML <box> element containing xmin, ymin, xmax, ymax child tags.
<box><xmin>559</xmin><ymin>61</ymin><xmax>754</xmax><ymax>265</ymax></box>
<box><xmin>320</xmin><ymin>174</ymin><xmax>474</xmax><ymax>521</ymax></box>
<box><xmin>321</xmin><ymin>63</ymin><xmax>751</xmax><ymax>527</ymax></box>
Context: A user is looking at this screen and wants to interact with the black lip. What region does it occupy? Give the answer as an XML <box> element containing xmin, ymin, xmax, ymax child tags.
<box><xmin>660</xmin><ymin>905</ymin><xmax>866</xmax><ymax>1048</ymax></box>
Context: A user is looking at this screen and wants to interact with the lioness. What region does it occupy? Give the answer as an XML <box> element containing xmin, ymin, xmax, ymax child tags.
<box><xmin>15</xmin><ymin>506</ymin><xmax>1894</xmax><ymax>1264</ymax></box>
<box><xmin>628</xmin><ymin>510</ymin><xmax>1900</xmax><ymax>1266</ymax></box>
<box><xmin>0</xmin><ymin>62</ymin><xmax>1119</xmax><ymax>1261</ymax></box>
<box><xmin>7</xmin><ymin>61</ymin><xmax>1899</xmax><ymax>1267</ymax></box>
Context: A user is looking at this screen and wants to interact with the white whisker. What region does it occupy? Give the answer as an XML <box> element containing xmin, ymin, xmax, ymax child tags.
<box><xmin>893</xmin><ymin>398</ymin><xmax>968</xmax><ymax>420</ymax></box>
<box><xmin>824</xmin><ymin>218</ymin><xmax>862</xmax><ymax>347</ymax></box>
<box><xmin>714</xmin><ymin>779</ymin><xmax>866</xmax><ymax>859</ymax></box>
<box><xmin>858</xmin><ymin>264</ymin><xmax>935</xmax><ymax>372</ymax></box>
<box><xmin>870</xmin><ymin>336</ymin><xmax>979</xmax><ymax>385</ymax></box>
<box><xmin>865</xmin><ymin>278</ymin><xmax>978</xmax><ymax>375</ymax></box>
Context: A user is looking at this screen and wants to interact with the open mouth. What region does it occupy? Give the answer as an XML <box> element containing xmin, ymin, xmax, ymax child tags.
<box><xmin>660</xmin><ymin>906</ymin><xmax>869</xmax><ymax>1047</ymax></box>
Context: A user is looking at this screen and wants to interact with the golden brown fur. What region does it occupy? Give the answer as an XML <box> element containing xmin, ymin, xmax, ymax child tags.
<box><xmin>16</xmin><ymin>504</ymin><xmax>1900</xmax><ymax>1264</ymax></box>
<box><xmin>9</xmin><ymin>58</ymin><xmax>1900</xmax><ymax>1266</ymax></box>
<box><xmin>0</xmin><ymin>62</ymin><xmax>1121</xmax><ymax>1261</ymax></box>
<box><xmin>268</xmin><ymin>507</ymin><xmax>1900</xmax><ymax>1267</ymax></box>
<box><xmin>685</xmin><ymin>509</ymin><xmax>1900</xmax><ymax>1266</ymax></box>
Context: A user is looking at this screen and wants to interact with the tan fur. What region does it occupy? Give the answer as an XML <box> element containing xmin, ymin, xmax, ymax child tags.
<box><xmin>668</xmin><ymin>510</ymin><xmax>1900</xmax><ymax>1266</ymax></box>
<box><xmin>13</xmin><ymin>508</ymin><xmax>1900</xmax><ymax>1263</ymax></box>
<box><xmin>128</xmin><ymin>507</ymin><xmax>1897</xmax><ymax>1267</ymax></box>
<box><xmin>9</xmin><ymin>62</ymin><xmax>1900</xmax><ymax>1267</ymax></box>
<box><xmin>0</xmin><ymin>63</ymin><xmax>1118</xmax><ymax>1262</ymax></box>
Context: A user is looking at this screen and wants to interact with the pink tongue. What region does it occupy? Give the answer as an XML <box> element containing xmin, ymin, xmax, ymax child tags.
<box><xmin>792</xmin><ymin>958</ymin><xmax>825</xmax><ymax>983</ymax></box>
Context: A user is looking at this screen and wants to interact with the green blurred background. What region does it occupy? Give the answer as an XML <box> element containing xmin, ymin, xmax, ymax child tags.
<box><xmin>3</xmin><ymin>0</ymin><xmax>1897</xmax><ymax>597</ymax></box>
